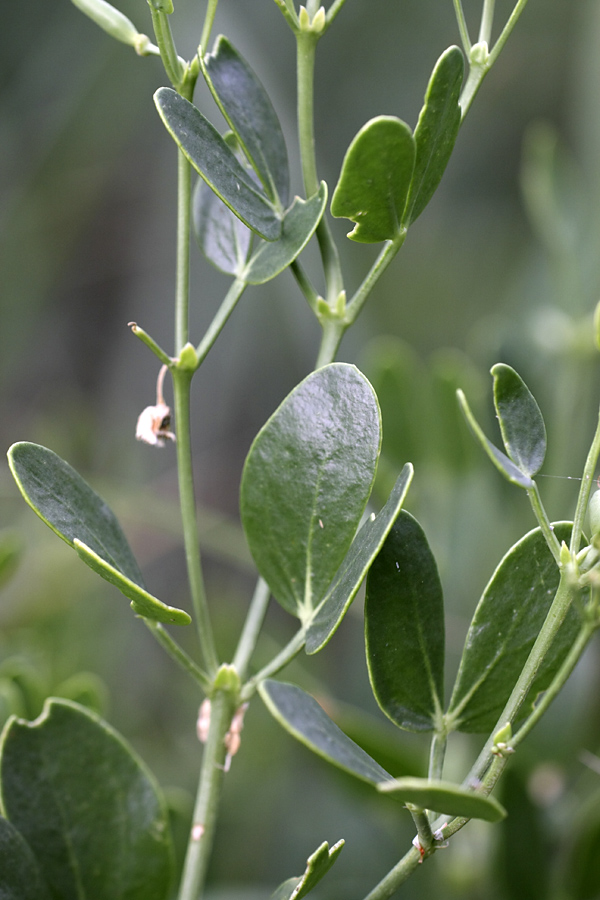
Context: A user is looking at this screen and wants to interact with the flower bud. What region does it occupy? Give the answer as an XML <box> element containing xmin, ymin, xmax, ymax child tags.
<box><xmin>70</xmin><ymin>0</ymin><xmax>142</xmax><ymax>47</ymax></box>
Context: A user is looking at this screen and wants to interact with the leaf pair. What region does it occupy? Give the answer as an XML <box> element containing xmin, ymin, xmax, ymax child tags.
<box><xmin>7</xmin><ymin>443</ymin><xmax>190</xmax><ymax>625</ymax></box>
<box><xmin>0</xmin><ymin>699</ymin><xmax>173</xmax><ymax>900</ymax></box>
<box><xmin>239</xmin><ymin>363</ymin><xmax>413</xmax><ymax>651</ymax></box>
<box><xmin>330</xmin><ymin>46</ymin><xmax>464</xmax><ymax>243</ymax></box>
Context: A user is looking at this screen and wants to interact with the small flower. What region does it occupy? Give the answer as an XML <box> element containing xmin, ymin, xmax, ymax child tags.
<box><xmin>136</xmin><ymin>364</ymin><xmax>176</xmax><ymax>446</ymax></box>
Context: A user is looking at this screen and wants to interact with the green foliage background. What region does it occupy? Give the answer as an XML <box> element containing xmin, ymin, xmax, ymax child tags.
<box><xmin>2</xmin><ymin>1</ymin><xmax>600</xmax><ymax>897</ymax></box>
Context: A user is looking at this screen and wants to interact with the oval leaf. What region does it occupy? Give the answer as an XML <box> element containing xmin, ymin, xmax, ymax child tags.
<box><xmin>492</xmin><ymin>363</ymin><xmax>546</xmax><ymax>477</ymax></box>
<box><xmin>378</xmin><ymin>777</ymin><xmax>506</xmax><ymax>823</ymax></box>
<box><xmin>154</xmin><ymin>87</ymin><xmax>281</xmax><ymax>241</ymax></box>
<box><xmin>0</xmin><ymin>699</ymin><xmax>174</xmax><ymax>900</ymax></box>
<box><xmin>447</xmin><ymin>523</ymin><xmax>580</xmax><ymax>732</ymax></box>
<box><xmin>331</xmin><ymin>116</ymin><xmax>415</xmax><ymax>243</ymax></box>
<box><xmin>457</xmin><ymin>389</ymin><xmax>534</xmax><ymax>488</ymax></box>
<box><xmin>365</xmin><ymin>511</ymin><xmax>445</xmax><ymax>732</ymax></box>
<box><xmin>193</xmin><ymin>174</ymin><xmax>252</xmax><ymax>276</ymax></box>
<box><xmin>259</xmin><ymin>680</ymin><xmax>392</xmax><ymax>785</ymax></box>
<box><xmin>7</xmin><ymin>442</ymin><xmax>190</xmax><ymax>625</ymax></box>
<box><xmin>240</xmin><ymin>364</ymin><xmax>381</xmax><ymax>620</ymax></box>
<box><xmin>403</xmin><ymin>46</ymin><xmax>464</xmax><ymax>225</ymax></box>
<box><xmin>0</xmin><ymin>817</ymin><xmax>51</xmax><ymax>900</ymax></box>
<box><xmin>203</xmin><ymin>35</ymin><xmax>289</xmax><ymax>206</ymax></box>
<box><xmin>243</xmin><ymin>183</ymin><xmax>328</xmax><ymax>285</ymax></box>
<box><xmin>305</xmin><ymin>463</ymin><xmax>413</xmax><ymax>654</ymax></box>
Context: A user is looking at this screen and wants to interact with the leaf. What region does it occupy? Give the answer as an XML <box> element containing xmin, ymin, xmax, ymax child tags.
<box><xmin>203</xmin><ymin>35</ymin><xmax>289</xmax><ymax>206</ymax></box>
<box><xmin>240</xmin><ymin>364</ymin><xmax>381</xmax><ymax>621</ymax></box>
<box><xmin>270</xmin><ymin>840</ymin><xmax>345</xmax><ymax>900</ymax></box>
<box><xmin>378</xmin><ymin>777</ymin><xmax>506</xmax><ymax>823</ymax></box>
<box><xmin>193</xmin><ymin>174</ymin><xmax>252</xmax><ymax>276</ymax></box>
<box><xmin>330</xmin><ymin>116</ymin><xmax>415</xmax><ymax>243</ymax></box>
<box><xmin>0</xmin><ymin>699</ymin><xmax>174</xmax><ymax>900</ymax></box>
<box><xmin>457</xmin><ymin>389</ymin><xmax>534</xmax><ymax>488</ymax></box>
<box><xmin>403</xmin><ymin>46</ymin><xmax>464</xmax><ymax>225</ymax></box>
<box><xmin>492</xmin><ymin>363</ymin><xmax>546</xmax><ymax>477</ymax></box>
<box><xmin>305</xmin><ymin>463</ymin><xmax>413</xmax><ymax>654</ymax></box>
<box><xmin>365</xmin><ymin>511</ymin><xmax>445</xmax><ymax>732</ymax></box>
<box><xmin>0</xmin><ymin>817</ymin><xmax>52</xmax><ymax>900</ymax></box>
<box><xmin>154</xmin><ymin>87</ymin><xmax>281</xmax><ymax>241</ymax></box>
<box><xmin>243</xmin><ymin>183</ymin><xmax>328</xmax><ymax>285</ymax></box>
<box><xmin>447</xmin><ymin>523</ymin><xmax>580</xmax><ymax>733</ymax></box>
<box><xmin>259</xmin><ymin>680</ymin><xmax>392</xmax><ymax>785</ymax></box>
<box><xmin>7</xmin><ymin>442</ymin><xmax>190</xmax><ymax>625</ymax></box>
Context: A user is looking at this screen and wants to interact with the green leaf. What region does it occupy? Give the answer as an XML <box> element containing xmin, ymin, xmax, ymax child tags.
<box><xmin>457</xmin><ymin>389</ymin><xmax>534</xmax><ymax>488</ymax></box>
<box><xmin>203</xmin><ymin>35</ymin><xmax>289</xmax><ymax>206</ymax></box>
<box><xmin>330</xmin><ymin>116</ymin><xmax>415</xmax><ymax>243</ymax></box>
<box><xmin>154</xmin><ymin>87</ymin><xmax>282</xmax><ymax>241</ymax></box>
<box><xmin>403</xmin><ymin>46</ymin><xmax>464</xmax><ymax>225</ymax></box>
<box><xmin>259</xmin><ymin>680</ymin><xmax>392</xmax><ymax>784</ymax></box>
<box><xmin>305</xmin><ymin>463</ymin><xmax>413</xmax><ymax>654</ymax></box>
<box><xmin>492</xmin><ymin>363</ymin><xmax>546</xmax><ymax>477</ymax></box>
<box><xmin>193</xmin><ymin>174</ymin><xmax>252</xmax><ymax>276</ymax></box>
<box><xmin>447</xmin><ymin>523</ymin><xmax>580</xmax><ymax>733</ymax></box>
<box><xmin>7</xmin><ymin>442</ymin><xmax>190</xmax><ymax>625</ymax></box>
<box><xmin>243</xmin><ymin>183</ymin><xmax>328</xmax><ymax>285</ymax></box>
<box><xmin>240</xmin><ymin>364</ymin><xmax>381</xmax><ymax>621</ymax></box>
<box><xmin>0</xmin><ymin>817</ymin><xmax>51</xmax><ymax>900</ymax></box>
<box><xmin>0</xmin><ymin>699</ymin><xmax>174</xmax><ymax>900</ymax></box>
<box><xmin>378</xmin><ymin>777</ymin><xmax>506</xmax><ymax>823</ymax></box>
<box><xmin>270</xmin><ymin>840</ymin><xmax>345</xmax><ymax>900</ymax></box>
<box><xmin>365</xmin><ymin>511</ymin><xmax>444</xmax><ymax>732</ymax></box>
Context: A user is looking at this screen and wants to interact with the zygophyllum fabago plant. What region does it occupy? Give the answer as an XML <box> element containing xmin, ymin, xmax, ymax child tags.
<box><xmin>3</xmin><ymin>1</ymin><xmax>600</xmax><ymax>898</ymax></box>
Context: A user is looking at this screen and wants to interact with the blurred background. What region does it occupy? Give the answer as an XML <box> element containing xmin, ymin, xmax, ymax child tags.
<box><xmin>3</xmin><ymin>0</ymin><xmax>600</xmax><ymax>897</ymax></box>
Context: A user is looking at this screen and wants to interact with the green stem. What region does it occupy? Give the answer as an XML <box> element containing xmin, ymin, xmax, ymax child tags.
<box><xmin>570</xmin><ymin>405</ymin><xmax>600</xmax><ymax>554</ymax></box>
<box><xmin>453</xmin><ymin>0</ymin><xmax>472</xmax><ymax>54</ymax></box>
<box><xmin>346</xmin><ymin>233</ymin><xmax>406</xmax><ymax>325</ymax></box>
<box><xmin>200</xmin><ymin>0</ymin><xmax>219</xmax><ymax>51</ymax></box>
<box><xmin>407</xmin><ymin>805</ymin><xmax>434</xmax><ymax>855</ymax></box>
<box><xmin>148</xmin><ymin>4</ymin><xmax>186</xmax><ymax>87</ymax></box>
<box><xmin>325</xmin><ymin>0</ymin><xmax>351</xmax><ymax>29</ymax></box>
<box><xmin>428</xmin><ymin>731</ymin><xmax>447</xmax><ymax>782</ymax></box>
<box><xmin>296</xmin><ymin>30</ymin><xmax>344</xmax><ymax>302</ymax></box>
<box><xmin>361</xmin><ymin>846</ymin><xmax>422</xmax><ymax>900</ymax></box>
<box><xmin>173</xmin><ymin>369</ymin><xmax>219</xmax><ymax>676</ymax></box>
<box><xmin>128</xmin><ymin>322</ymin><xmax>173</xmax><ymax>366</ymax></box>
<box><xmin>527</xmin><ymin>481</ymin><xmax>562</xmax><ymax>564</ymax></box>
<box><xmin>144</xmin><ymin>620</ymin><xmax>212</xmax><ymax>693</ymax></box>
<box><xmin>177</xmin><ymin>690</ymin><xmax>234</xmax><ymax>900</ymax></box>
<box><xmin>195</xmin><ymin>278</ymin><xmax>247</xmax><ymax>366</ymax></box>
<box><xmin>290</xmin><ymin>259</ymin><xmax>320</xmax><ymax>314</ymax></box>
<box><xmin>511</xmin><ymin>623</ymin><xmax>595</xmax><ymax>749</ymax></box>
<box><xmin>232</xmin><ymin>578</ymin><xmax>272</xmax><ymax>680</ymax></box>
<box><xmin>467</xmin><ymin>570</ymin><xmax>578</xmax><ymax>783</ymax></box>
<box><xmin>315</xmin><ymin>319</ymin><xmax>347</xmax><ymax>368</ymax></box>
<box><xmin>241</xmin><ymin>629</ymin><xmax>306</xmax><ymax>701</ymax></box>
<box><xmin>175</xmin><ymin>149</ymin><xmax>193</xmax><ymax>353</ymax></box>
<box><xmin>479</xmin><ymin>0</ymin><xmax>496</xmax><ymax>44</ymax></box>
<box><xmin>488</xmin><ymin>0</ymin><xmax>531</xmax><ymax>66</ymax></box>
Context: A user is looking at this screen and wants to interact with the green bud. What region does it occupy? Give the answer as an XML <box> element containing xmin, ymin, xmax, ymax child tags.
<box><xmin>177</xmin><ymin>342</ymin><xmax>199</xmax><ymax>371</ymax></box>
<box><xmin>213</xmin><ymin>664</ymin><xmax>241</xmax><ymax>695</ymax></box>
<box><xmin>70</xmin><ymin>0</ymin><xmax>141</xmax><ymax>47</ymax></box>
<box><xmin>298</xmin><ymin>5</ymin><xmax>326</xmax><ymax>33</ymax></box>
<box><xmin>470</xmin><ymin>41</ymin><xmax>489</xmax><ymax>67</ymax></box>
<box><xmin>589</xmin><ymin>490</ymin><xmax>600</xmax><ymax>538</ymax></box>
<box><xmin>560</xmin><ymin>540</ymin><xmax>572</xmax><ymax>568</ymax></box>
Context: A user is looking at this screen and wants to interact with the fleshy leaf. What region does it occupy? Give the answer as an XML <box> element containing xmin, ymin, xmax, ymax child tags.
<box><xmin>7</xmin><ymin>442</ymin><xmax>190</xmax><ymax>625</ymax></box>
<box><xmin>270</xmin><ymin>840</ymin><xmax>345</xmax><ymax>900</ymax></box>
<box><xmin>457</xmin><ymin>389</ymin><xmax>534</xmax><ymax>488</ymax></box>
<box><xmin>492</xmin><ymin>363</ymin><xmax>546</xmax><ymax>477</ymax></box>
<box><xmin>154</xmin><ymin>87</ymin><xmax>281</xmax><ymax>241</ymax></box>
<box><xmin>378</xmin><ymin>777</ymin><xmax>506</xmax><ymax>823</ymax></box>
<box><xmin>447</xmin><ymin>523</ymin><xmax>580</xmax><ymax>733</ymax></box>
<box><xmin>403</xmin><ymin>46</ymin><xmax>464</xmax><ymax>225</ymax></box>
<box><xmin>0</xmin><ymin>817</ymin><xmax>51</xmax><ymax>900</ymax></box>
<box><xmin>0</xmin><ymin>699</ymin><xmax>174</xmax><ymax>900</ymax></box>
<box><xmin>305</xmin><ymin>463</ymin><xmax>413</xmax><ymax>654</ymax></box>
<box><xmin>193</xmin><ymin>174</ymin><xmax>252</xmax><ymax>276</ymax></box>
<box><xmin>74</xmin><ymin>540</ymin><xmax>191</xmax><ymax>625</ymax></box>
<box><xmin>203</xmin><ymin>35</ymin><xmax>289</xmax><ymax>206</ymax></box>
<box><xmin>243</xmin><ymin>183</ymin><xmax>328</xmax><ymax>284</ymax></box>
<box><xmin>240</xmin><ymin>364</ymin><xmax>381</xmax><ymax>621</ymax></box>
<box><xmin>331</xmin><ymin>116</ymin><xmax>415</xmax><ymax>242</ymax></box>
<box><xmin>259</xmin><ymin>680</ymin><xmax>392</xmax><ymax>784</ymax></box>
<box><xmin>365</xmin><ymin>511</ymin><xmax>445</xmax><ymax>732</ymax></box>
